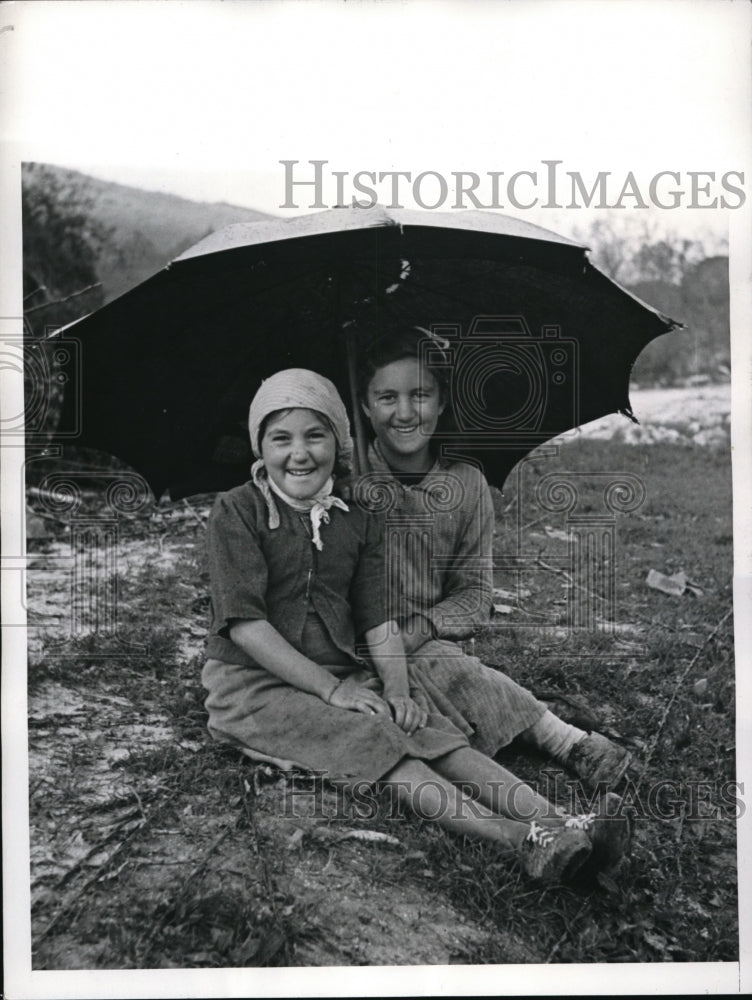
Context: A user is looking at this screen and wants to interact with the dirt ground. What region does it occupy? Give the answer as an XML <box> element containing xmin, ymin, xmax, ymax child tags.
<box><xmin>24</xmin><ymin>516</ymin><xmax>541</xmax><ymax>967</ymax></box>
<box><xmin>23</xmin><ymin>383</ymin><xmax>737</xmax><ymax>969</ymax></box>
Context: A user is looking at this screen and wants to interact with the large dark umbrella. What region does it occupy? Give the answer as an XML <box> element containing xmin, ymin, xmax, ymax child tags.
<box><xmin>53</xmin><ymin>206</ymin><xmax>678</xmax><ymax>499</ymax></box>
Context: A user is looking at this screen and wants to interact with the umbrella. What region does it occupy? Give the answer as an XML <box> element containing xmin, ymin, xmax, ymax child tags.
<box><xmin>52</xmin><ymin>206</ymin><xmax>678</xmax><ymax>499</ymax></box>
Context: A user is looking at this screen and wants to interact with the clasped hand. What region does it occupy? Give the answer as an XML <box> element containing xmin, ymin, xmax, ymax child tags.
<box><xmin>384</xmin><ymin>692</ymin><xmax>428</xmax><ymax>735</ymax></box>
<box><xmin>327</xmin><ymin>677</ymin><xmax>428</xmax><ymax>735</ymax></box>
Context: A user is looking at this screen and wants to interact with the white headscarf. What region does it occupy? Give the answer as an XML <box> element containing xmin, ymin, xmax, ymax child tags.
<box><xmin>248</xmin><ymin>368</ymin><xmax>353</xmax><ymax>466</ymax></box>
<box><xmin>248</xmin><ymin>369</ymin><xmax>352</xmax><ymax>549</ymax></box>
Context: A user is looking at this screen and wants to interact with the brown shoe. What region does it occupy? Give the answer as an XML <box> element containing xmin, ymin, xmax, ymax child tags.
<box><xmin>518</xmin><ymin>823</ymin><xmax>592</xmax><ymax>884</ymax></box>
<box><xmin>566</xmin><ymin>732</ymin><xmax>632</xmax><ymax>789</ymax></box>
<box><xmin>564</xmin><ymin>792</ymin><xmax>632</xmax><ymax>870</ymax></box>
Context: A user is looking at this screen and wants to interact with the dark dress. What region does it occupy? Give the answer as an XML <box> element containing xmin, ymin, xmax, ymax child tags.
<box><xmin>202</xmin><ymin>482</ymin><xmax>469</xmax><ymax>784</ymax></box>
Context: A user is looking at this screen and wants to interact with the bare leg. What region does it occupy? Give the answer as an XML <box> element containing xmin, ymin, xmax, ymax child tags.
<box><xmin>381</xmin><ymin>757</ymin><xmax>594</xmax><ymax>884</ymax></box>
<box><xmin>382</xmin><ymin>758</ymin><xmax>528</xmax><ymax>850</ymax></box>
<box><xmin>430</xmin><ymin>747</ymin><xmax>631</xmax><ymax>871</ymax></box>
<box><xmin>431</xmin><ymin>746</ymin><xmax>562</xmax><ymax>824</ymax></box>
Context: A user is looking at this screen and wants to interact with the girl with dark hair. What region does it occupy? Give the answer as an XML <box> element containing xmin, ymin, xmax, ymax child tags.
<box><xmin>356</xmin><ymin>328</ymin><xmax>634</xmax><ymax>792</ymax></box>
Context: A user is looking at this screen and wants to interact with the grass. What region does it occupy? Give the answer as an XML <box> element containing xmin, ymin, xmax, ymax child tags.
<box><xmin>26</xmin><ymin>438</ymin><xmax>737</xmax><ymax>967</ymax></box>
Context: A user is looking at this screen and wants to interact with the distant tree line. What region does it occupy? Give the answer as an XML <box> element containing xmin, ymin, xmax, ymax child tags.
<box><xmin>22</xmin><ymin>163</ymin><xmax>109</xmax><ymax>337</ymax></box>
<box><xmin>575</xmin><ymin>218</ymin><xmax>730</xmax><ymax>386</ymax></box>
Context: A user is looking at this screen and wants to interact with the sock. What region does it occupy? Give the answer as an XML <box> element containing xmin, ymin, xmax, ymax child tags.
<box><xmin>520</xmin><ymin>710</ymin><xmax>587</xmax><ymax>762</ymax></box>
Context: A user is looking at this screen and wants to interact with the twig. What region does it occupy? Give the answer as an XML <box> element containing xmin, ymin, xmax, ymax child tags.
<box><xmin>182</xmin><ymin>497</ymin><xmax>206</xmax><ymax>529</ymax></box>
<box><xmin>29</xmin><ymin>776</ymin><xmax>50</xmax><ymax>798</ymax></box>
<box><xmin>636</xmin><ymin>608</ymin><xmax>732</xmax><ymax>791</ymax></box>
<box><xmin>25</xmin><ymin>282</ymin><xmax>102</xmax><ymax>314</ymax></box>
<box><xmin>535</xmin><ymin>556</ymin><xmax>607</xmax><ymax>606</ymax></box>
<box><xmin>33</xmin><ymin>787</ymin><xmax>180</xmax><ymax>946</ymax></box>
<box><xmin>52</xmin><ymin>810</ymin><xmax>144</xmax><ymax>889</ymax></box>
<box><xmin>25</xmin><ymin>507</ymin><xmax>68</xmax><ymax>524</ymax></box>
<box><xmin>27</xmin><ymin>485</ymin><xmax>78</xmax><ymax>503</ymax></box>
<box><xmin>82</xmin><ymin>787</ymin><xmax>155</xmax><ymax>814</ymax></box>
<box><xmin>240</xmin><ymin>772</ymin><xmax>277</xmax><ymax>897</ymax></box>
<box><xmin>237</xmin><ymin>765</ymin><xmax>292</xmax><ymax>960</ymax></box>
<box><xmin>35</xmin><ymin>825</ymin><xmax>142</xmax><ymax>942</ymax></box>
<box><xmin>131</xmin><ymin>787</ymin><xmax>147</xmax><ymax>820</ymax></box>
<box><xmin>628</xmin><ymin>616</ymin><xmax>703</xmax><ymax>649</ymax></box>
<box><xmin>519</xmin><ymin>515</ymin><xmax>546</xmax><ymax>533</ymax></box>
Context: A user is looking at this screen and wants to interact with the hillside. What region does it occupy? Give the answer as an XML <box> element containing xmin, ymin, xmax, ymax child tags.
<box><xmin>83</xmin><ymin>173</ymin><xmax>273</xmax><ymax>301</ymax></box>
<box><xmin>22</xmin><ymin>164</ymin><xmax>274</xmax><ymax>311</ymax></box>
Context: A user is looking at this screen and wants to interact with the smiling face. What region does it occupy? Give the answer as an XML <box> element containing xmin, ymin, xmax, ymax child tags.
<box><xmin>260</xmin><ymin>408</ymin><xmax>337</xmax><ymax>500</ymax></box>
<box><xmin>362</xmin><ymin>358</ymin><xmax>445</xmax><ymax>473</ymax></box>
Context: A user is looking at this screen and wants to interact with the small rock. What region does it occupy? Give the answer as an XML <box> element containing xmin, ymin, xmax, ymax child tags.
<box><xmin>286</xmin><ymin>827</ymin><xmax>305</xmax><ymax>850</ymax></box>
<box><xmin>646</xmin><ymin>568</ymin><xmax>687</xmax><ymax>597</ymax></box>
<box><xmin>26</xmin><ymin>510</ymin><xmax>48</xmax><ymax>539</ymax></box>
<box><xmin>693</xmin><ymin>678</ymin><xmax>709</xmax><ymax>697</ymax></box>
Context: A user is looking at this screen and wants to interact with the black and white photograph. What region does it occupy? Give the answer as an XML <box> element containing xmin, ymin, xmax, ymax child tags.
<box><xmin>2</xmin><ymin>2</ymin><xmax>750</xmax><ymax>996</ymax></box>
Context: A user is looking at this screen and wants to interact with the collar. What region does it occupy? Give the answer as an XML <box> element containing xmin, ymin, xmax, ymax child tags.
<box><xmin>367</xmin><ymin>440</ymin><xmax>447</xmax><ymax>481</ymax></box>
<box><xmin>251</xmin><ymin>460</ymin><xmax>349</xmax><ymax>550</ymax></box>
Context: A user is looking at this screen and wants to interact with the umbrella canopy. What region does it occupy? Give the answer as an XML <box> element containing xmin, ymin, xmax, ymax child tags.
<box><xmin>54</xmin><ymin>206</ymin><xmax>678</xmax><ymax>499</ymax></box>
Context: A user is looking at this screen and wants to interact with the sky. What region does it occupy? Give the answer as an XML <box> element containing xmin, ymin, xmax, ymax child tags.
<box><xmin>1</xmin><ymin>2</ymin><xmax>751</xmax><ymax>998</ymax></box>
<box><xmin>1</xmin><ymin>0</ymin><xmax>748</xmax><ymax>244</ymax></box>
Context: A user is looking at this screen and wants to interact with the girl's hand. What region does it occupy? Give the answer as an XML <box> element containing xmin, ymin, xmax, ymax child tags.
<box><xmin>328</xmin><ymin>678</ymin><xmax>390</xmax><ymax>718</ymax></box>
<box><xmin>384</xmin><ymin>694</ymin><xmax>428</xmax><ymax>736</ymax></box>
